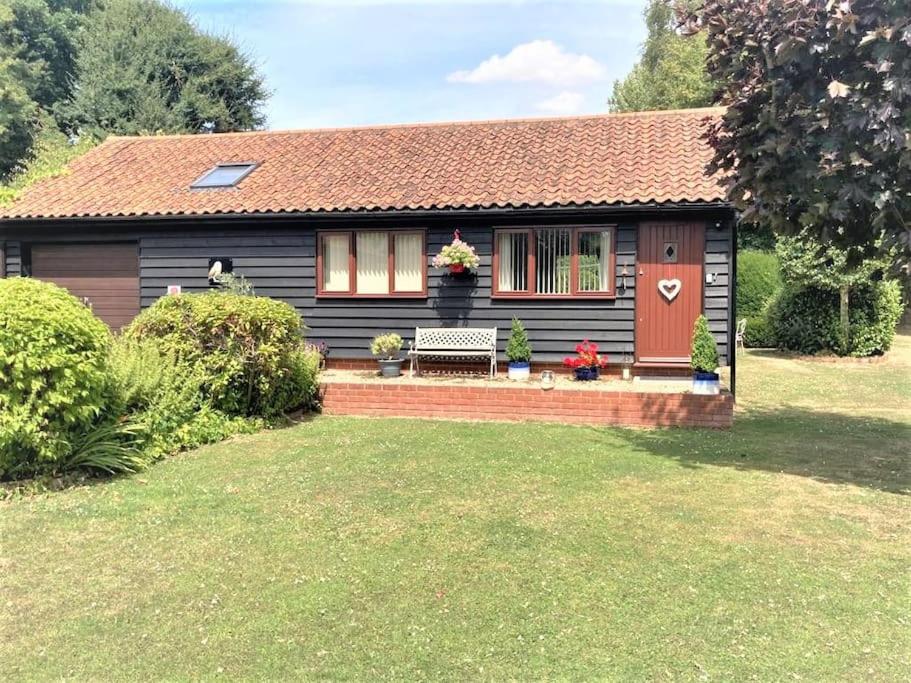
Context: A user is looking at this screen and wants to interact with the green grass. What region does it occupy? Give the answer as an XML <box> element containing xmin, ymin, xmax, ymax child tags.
<box><xmin>1</xmin><ymin>337</ymin><xmax>909</xmax><ymax>680</ymax></box>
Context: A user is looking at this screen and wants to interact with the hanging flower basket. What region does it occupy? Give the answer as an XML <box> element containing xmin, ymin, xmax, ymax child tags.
<box><xmin>432</xmin><ymin>230</ymin><xmax>480</xmax><ymax>274</ymax></box>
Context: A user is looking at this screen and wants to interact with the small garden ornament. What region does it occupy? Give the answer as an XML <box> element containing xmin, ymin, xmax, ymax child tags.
<box><xmin>691</xmin><ymin>315</ymin><xmax>720</xmax><ymax>395</ymax></box>
<box><xmin>370</xmin><ymin>333</ymin><xmax>405</xmax><ymax>377</ymax></box>
<box><xmin>506</xmin><ymin>318</ymin><xmax>532</xmax><ymax>381</ymax></box>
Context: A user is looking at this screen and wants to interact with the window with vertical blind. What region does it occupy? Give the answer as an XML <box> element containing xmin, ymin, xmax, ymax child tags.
<box><xmin>493</xmin><ymin>226</ymin><xmax>616</xmax><ymax>297</ymax></box>
<box><xmin>317</xmin><ymin>230</ymin><xmax>426</xmax><ymax>296</ymax></box>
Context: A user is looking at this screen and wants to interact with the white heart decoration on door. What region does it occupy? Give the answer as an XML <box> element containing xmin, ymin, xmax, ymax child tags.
<box><xmin>658</xmin><ymin>278</ymin><xmax>682</xmax><ymax>302</ymax></box>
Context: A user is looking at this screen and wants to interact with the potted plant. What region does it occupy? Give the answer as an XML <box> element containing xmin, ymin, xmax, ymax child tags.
<box><xmin>563</xmin><ymin>340</ymin><xmax>607</xmax><ymax>381</ymax></box>
<box><xmin>432</xmin><ymin>230</ymin><xmax>480</xmax><ymax>274</ymax></box>
<box><xmin>691</xmin><ymin>315</ymin><xmax>720</xmax><ymax>394</ymax></box>
<box><xmin>506</xmin><ymin>317</ymin><xmax>532</xmax><ymax>380</ymax></box>
<box><xmin>370</xmin><ymin>333</ymin><xmax>404</xmax><ymax>377</ymax></box>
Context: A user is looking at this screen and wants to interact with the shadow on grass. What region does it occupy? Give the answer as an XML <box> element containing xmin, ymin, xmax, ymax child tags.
<box><xmin>616</xmin><ymin>407</ymin><xmax>910</xmax><ymax>495</ymax></box>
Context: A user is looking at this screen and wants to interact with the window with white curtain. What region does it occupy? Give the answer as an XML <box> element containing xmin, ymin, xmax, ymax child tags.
<box><xmin>394</xmin><ymin>233</ymin><xmax>423</xmax><ymax>292</ymax></box>
<box><xmin>493</xmin><ymin>226</ymin><xmax>616</xmax><ymax>297</ymax></box>
<box><xmin>318</xmin><ymin>230</ymin><xmax>425</xmax><ymax>296</ymax></box>
<box><xmin>356</xmin><ymin>232</ymin><xmax>389</xmax><ymax>294</ymax></box>
<box><xmin>321</xmin><ymin>234</ymin><xmax>350</xmax><ymax>292</ymax></box>
<box><xmin>496</xmin><ymin>231</ymin><xmax>529</xmax><ymax>292</ymax></box>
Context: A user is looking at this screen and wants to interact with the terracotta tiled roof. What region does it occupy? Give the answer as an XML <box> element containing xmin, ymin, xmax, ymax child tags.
<box><xmin>2</xmin><ymin>108</ymin><xmax>726</xmax><ymax>220</ymax></box>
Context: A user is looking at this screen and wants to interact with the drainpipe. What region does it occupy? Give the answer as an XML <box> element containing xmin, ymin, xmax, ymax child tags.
<box><xmin>729</xmin><ymin>219</ymin><xmax>737</xmax><ymax>400</ymax></box>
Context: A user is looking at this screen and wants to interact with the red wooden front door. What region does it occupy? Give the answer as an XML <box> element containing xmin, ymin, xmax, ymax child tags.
<box><xmin>635</xmin><ymin>222</ymin><xmax>705</xmax><ymax>365</ymax></box>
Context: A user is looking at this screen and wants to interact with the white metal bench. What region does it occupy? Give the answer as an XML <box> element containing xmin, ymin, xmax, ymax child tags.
<box><xmin>408</xmin><ymin>327</ymin><xmax>498</xmax><ymax>378</ymax></box>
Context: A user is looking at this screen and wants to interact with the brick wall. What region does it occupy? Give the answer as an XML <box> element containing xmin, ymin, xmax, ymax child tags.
<box><xmin>326</xmin><ymin>358</ymin><xmax>692</xmax><ymax>378</ymax></box>
<box><xmin>320</xmin><ymin>382</ymin><xmax>733</xmax><ymax>429</ymax></box>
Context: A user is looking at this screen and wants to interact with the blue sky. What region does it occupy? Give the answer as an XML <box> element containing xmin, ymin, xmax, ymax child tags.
<box><xmin>172</xmin><ymin>0</ymin><xmax>649</xmax><ymax>130</ymax></box>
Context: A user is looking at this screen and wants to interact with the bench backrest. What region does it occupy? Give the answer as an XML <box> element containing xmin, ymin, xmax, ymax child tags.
<box><xmin>413</xmin><ymin>327</ymin><xmax>497</xmax><ymax>351</ymax></box>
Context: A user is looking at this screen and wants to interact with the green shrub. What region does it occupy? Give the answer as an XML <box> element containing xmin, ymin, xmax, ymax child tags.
<box><xmin>736</xmin><ymin>249</ymin><xmax>781</xmax><ymax>347</ymax></box>
<box><xmin>107</xmin><ymin>336</ymin><xmax>269</xmax><ymax>458</ymax></box>
<box><xmin>0</xmin><ymin>278</ymin><xmax>113</xmax><ymax>478</ymax></box>
<box><xmin>506</xmin><ymin>318</ymin><xmax>532</xmax><ymax>362</ymax></box>
<box><xmin>370</xmin><ymin>333</ymin><xmax>404</xmax><ymax>359</ymax></box>
<box><xmin>125</xmin><ymin>292</ymin><xmax>314</xmax><ymax>417</ymax></box>
<box><xmin>691</xmin><ymin>315</ymin><xmax>719</xmax><ymax>373</ymax></box>
<box><xmin>768</xmin><ymin>281</ymin><xmax>902</xmax><ymax>356</ymax></box>
<box><xmin>63</xmin><ymin>420</ymin><xmax>151</xmax><ymax>475</ymax></box>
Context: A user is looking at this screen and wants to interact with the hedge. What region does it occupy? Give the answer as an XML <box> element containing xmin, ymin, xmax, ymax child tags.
<box><xmin>768</xmin><ymin>280</ymin><xmax>902</xmax><ymax>357</ymax></box>
<box><xmin>736</xmin><ymin>249</ymin><xmax>781</xmax><ymax>347</ymax></box>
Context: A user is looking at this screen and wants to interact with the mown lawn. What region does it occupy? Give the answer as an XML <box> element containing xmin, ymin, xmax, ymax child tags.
<box><xmin>1</xmin><ymin>337</ymin><xmax>909</xmax><ymax>680</ymax></box>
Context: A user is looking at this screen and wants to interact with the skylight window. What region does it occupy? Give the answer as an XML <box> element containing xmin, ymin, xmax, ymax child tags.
<box><xmin>191</xmin><ymin>163</ymin><xmax>257</xmax><ymax>189</ymax></box>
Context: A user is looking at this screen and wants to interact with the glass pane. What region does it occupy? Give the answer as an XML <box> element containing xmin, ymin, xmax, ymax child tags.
<box><xmin>578</xmin><ymin>230</ymin><xmax>612</xmax><ymax>292</ymax></box>
<box><xmin>394</xmin><ymin>233</ymin><xmax>423</xmax><ymax>292</ymax></box>
<box><xmin>497</xmin><ymin>232</ymin><xmax>528</xmax><ymax>292</ymax></box>
<box><xmin>322</xmin><ymin>234</ymin><xmax>350</xmax><ymax>292</ymax></box>
<box><xmin>535</xmin><ymin>228</ymin><xmax>571</xmax><ymax>294</ymax></box>
<box><xmin>356</xmin><ymin>232</ymin><xmax>389</xmax><ymax>294</ymax></box>
<box><xmin>192</xmin><ymin>164</ymin><xmax>255</xmax><ymax>188</ymax></box>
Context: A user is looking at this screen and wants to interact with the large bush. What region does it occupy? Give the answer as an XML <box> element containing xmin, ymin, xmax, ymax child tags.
<box><xmin>108</xmin><ymin>336</ymin><xmax>264</xmax><ymax>458</ymax></box>
<box><xmin>769</xmin><ymin>281</ymin><xmax>902</xmax><ymax>357</ymax></box>
<box><xmin>736</xmin><ymin>249</ymin><xmax>780</xmax><ymax>347</ymax></box>
<box><xmin>125</xmin><ymin>292</ymin><xmax>317</xmax><ymax>417</ymax></box>
<box><xmin>0</xmin><ymin>278</ymin><xmax>112</xmax><ymax>478</ymax></box>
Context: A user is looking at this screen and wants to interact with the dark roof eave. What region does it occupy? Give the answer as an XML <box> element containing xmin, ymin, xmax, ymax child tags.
<box><xmin>1</xmin><ymin>200</ymin><xmax>734</xmax><ymax>227</ymax></box>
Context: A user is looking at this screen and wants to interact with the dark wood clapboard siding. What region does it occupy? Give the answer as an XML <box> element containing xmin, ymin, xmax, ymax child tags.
<box><xmin>704</xmin><ymin>226</ymin><xmax>732</xmax><ymax>361</ymax></box>
<box><xmin>1</xmin><ymin>212</ymin><xmax>732</xmax><ymax>364</ymax></box>
<box><xmin>136</xmin><ymin>224</ymin><xmax>639</xmax><ymax>362</ymax></box>
<box><xmin>31</xmin><ymin>243</ymin><xmax>139</xmax><ymax>330</ymax></box>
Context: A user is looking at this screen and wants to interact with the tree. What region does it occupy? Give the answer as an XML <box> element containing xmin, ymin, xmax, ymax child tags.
<box><xmin>0</xmin><ymin>0</ymin><xmax>92</xmax><ymax>177</ymax></box>
<box><xmin>776</xmin><ymin>233</ymin><xmax>893</xmax><ymax>350</ymax></box>
<box><xmin>609</xmin><ymin>0</ymin><xmax>713</xmax><ymax>113</ymax></box>
<box><xmin>686</xmin><ymin>0</ymin><xmax>911</xmax><ymax>265</ymax></box>
<box><xmin>61</xmin><ymin>0</ymin><xmax>268</xmax><ymax>137</ymax></box>
<box><xmin>0</xmin><ymin>113</ymin><xmax>95</xmax><ymax>207</ymax></box>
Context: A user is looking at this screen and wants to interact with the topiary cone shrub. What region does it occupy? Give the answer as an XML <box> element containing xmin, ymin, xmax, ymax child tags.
<box><xmin>506</xmin><ymin>318</ymin><xmax>532</xmax><ymax>363</ymax></box>
<box><xmin>125</xmin><ymin>292</ymin><xmax>318</xmax><ymax>418</ymax></box>
<box><xmin>0</xmin><ymin>278</ymin><xmax>112</xmax><ymax>478</ymax></box>
<box><xmin>691</xmin><ymin>315</ymin><xmax>719</xmax><ymax>374</ymax></box>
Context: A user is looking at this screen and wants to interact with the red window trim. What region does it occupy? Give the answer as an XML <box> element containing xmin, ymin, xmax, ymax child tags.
<box><xmin>316</xmin><ymin>229</ymin><xmax>427</xmax><ymax>298</ymax></box>
<box><xmin>492</xmin><ymin>226</ymin><xmax>617</xmax><ymax>299</ymax></box>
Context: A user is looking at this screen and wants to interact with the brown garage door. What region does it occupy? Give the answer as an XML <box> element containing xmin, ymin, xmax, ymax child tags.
<box><xmin>31</xmin><ymin>243</ymin><xmax>140</xmax><ymax>330</ymax></box>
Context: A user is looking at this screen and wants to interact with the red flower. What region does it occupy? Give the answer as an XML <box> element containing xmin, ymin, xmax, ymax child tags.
<box><xmin>566</xmin><ymin>339</ymin><xmax>608</xmax><ymax>370</ymax></box>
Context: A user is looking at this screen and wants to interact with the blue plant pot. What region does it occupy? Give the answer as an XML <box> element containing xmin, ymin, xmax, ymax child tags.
<box><xmin>573</xmin><ymin>366</ymin><xmax>600</xmax><ymax>381</ymax></box>
<box><xmin>692</xmin><ymin>371</ymin><xmax>720</xmax><ymax>395</ymax></box>
<box><xmin>507</xmin><ymin>361</ymin><xmax>531</xmax><ymax>381</ymax></box>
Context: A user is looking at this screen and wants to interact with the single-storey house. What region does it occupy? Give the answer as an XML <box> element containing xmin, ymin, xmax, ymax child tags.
<box><xmin>0</xmin><ymin>107</ymin><xmax>736</xmax><ymax>378</ymax></box>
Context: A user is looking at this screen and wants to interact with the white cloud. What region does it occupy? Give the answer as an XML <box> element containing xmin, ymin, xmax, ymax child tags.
<box><xmin>447</xmin><ymin>39</ymin><xmax>606</xmax><ymax>88</ymax></box>
<box><xmin>535</xmin><ymin>91</ymin><xmax>586</xmax><ymax>115</ymax></box>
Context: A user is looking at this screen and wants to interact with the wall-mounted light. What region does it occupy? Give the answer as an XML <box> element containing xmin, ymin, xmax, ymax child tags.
<box><xmin>620</xmin><ymin>261</ymin><xmax>630</xmax><ymax>290</ymax></box>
